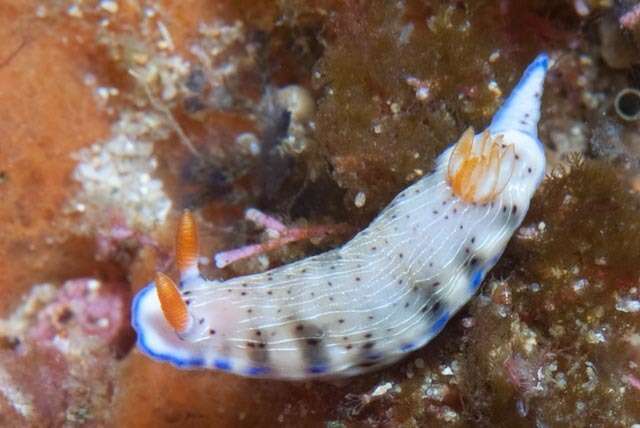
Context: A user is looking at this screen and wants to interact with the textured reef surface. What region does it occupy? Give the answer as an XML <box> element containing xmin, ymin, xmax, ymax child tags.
<box><xmin>2</xmin><ymin>0</ymin><xmax>640</xmax><ymax>426</ymax></box>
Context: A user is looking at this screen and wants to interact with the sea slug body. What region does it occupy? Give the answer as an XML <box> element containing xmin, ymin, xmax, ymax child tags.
<box><xmin>132</xmin><ymin>53</ymin><xmax>550</xmax><ymax>379</ymax></box>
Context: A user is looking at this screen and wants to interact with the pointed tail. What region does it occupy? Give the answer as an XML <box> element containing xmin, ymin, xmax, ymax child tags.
<box><xmin>489</xmin><ymin>53</ymin><xmax>549</xmax><ymax>138</ymax></box>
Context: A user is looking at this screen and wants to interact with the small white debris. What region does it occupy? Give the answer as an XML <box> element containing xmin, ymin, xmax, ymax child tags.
<box><xmin>354</xmin><ymin>192</ymin><xmax>367</xmax><ymax>208</ymax></box>
<box><xmin>572</xmin><ymin>278</ymin><xmax>589</xmax><ymax>294</ymax></box>
<box><xmin>529</xmin><ymin>282</ymin><xmax>541</xmax><ymax>293</ymax></box>
<box><xmin>574</xmin><ymin>0</ymin><xmax>591</xmax><ymax>16</ymax></box>
<box><xmin>488</xmin><ymin>80</ymin><xmax>502</xmax><ymax>97</ymax></box>
<box><xmin>398</xmin><ymin>23</ymin><xmax>414</xmax><ymax>45</ymax></box>
<box><xmin>236</xmin><ymin>132</ymin><xmax>261</xmax><ymax>156</ymax></box>
<box><xmin>441</xmin><ymin>365</ymin><xmax>453</xmax><ymax>376</ymax></box>
<box><xmin>35</xmin><ymin>4</ymin><xmax>47</xmax><ymax>18</ymax></box>
<box><xmin>67</xmin><ymin>4</ymin><xmax>82</xmax><ymax>18</ymax></box>
<box><xmin>276</xmin><ymin>85</ymin><xmax>315</xmax><ymax>122</ymax></box>
<box><xmin>406</xmin><ymin>76</ymin><xmax>432</xmax><ymax>101</ymax></box>
<box><xmin>99</xmin><ymin>0</ymin><xmax>119</xmax><ymax>14</ymax></box>
<box><xmin>370</xmin><ymin>382</ymin><xmax>393</xmax><ymax>397</ymax></box>
<box><xmin>616</xmin><ymin>296</ymin><xmax>640</xmax><ymax>313</ymax></box>
<box><xmin>489</xmin><ymin>50</ymin><xmax>501</xmax><ymax>63</ymax></box>
<box><xmin>461</xmin><ymin>317</ymin><xmax>475</xmax><ymax>328</ymax></box>
<box><xmin>157</xmin><ymin>21</ymin><xmax>175</xmax><ymax>51</ymax></box>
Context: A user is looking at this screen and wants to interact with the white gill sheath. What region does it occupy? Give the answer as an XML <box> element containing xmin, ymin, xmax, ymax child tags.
<box><xmin>132</xmin><ymin>53</ymin><xmax>550</xmax><ymax>379</ymax></box>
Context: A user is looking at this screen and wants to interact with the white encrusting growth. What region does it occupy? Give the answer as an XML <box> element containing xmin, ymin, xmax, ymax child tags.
<box><xmin>132</xmin><ymin>53</ymin><xmax>550</xmax><ymax>379</ymax></box>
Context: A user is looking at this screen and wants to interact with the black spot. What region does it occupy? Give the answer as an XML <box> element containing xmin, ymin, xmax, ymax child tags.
<box><xmin>267</xmin><ymin>291</ymin><xmax>273</xmax><ymax>295</ymax></box>
<box><xmin>502</xmin><ymin>206</ymin><xmax>507</xmax><ymax>213</ymax></box>
<box><xmin>247</xmin><ymin>342</ymin><xmax>256</xmax><ymax>348</ymax></box>
<box><xmin>404</xmin><ymin>302</ymin><xmax>410</xmax><ymax>308</ymax></box>
<box><xmin>362</xmin><ymin>342</ymin><xmax>375</xmax><ymax>350</ymax></box>
<box><xmin>528</xmin><ymin>167</ymin><xmax>532</xmax><ymax>174</ymax></box>
<box><xmin>433</xmin><ymin>301</ymin><xmax>442</xmax><ymax>313</ymax></box>
<box><xmin>209</xmin><ymin>329</ymin><xmax>216</xmax><ymax>335</ymax></box>
<box><xmin>371</xmin><ymin>246</ymin><xmax>377</xmax><ymax>251</ymax></box>
<box><xmin>241</xmin><ymin>292</ymin><xmax>247</xmax><ymax>296</ymax></box>
<box><xmin>398</xmin><ymin>253</ymin><xmax>404</xmax><ymax>259</ymax></box>
<box><xmin>329</xmin><ymin>297</ymin><xmax>335</xmax><ymax>302</ymax></box>
<box><xmin>198</xmin><ymin>318</ymin><xmax>205</xmax><ymax>325</ymax></box>
<box><xmin>459</xmin><ymin>225</ymin><xmax>464</xmax><ymax>230</ymax></box>
<box><xmin>471</xmin><ymin>237</ymin><xmax>476</xmax><ymax>243</ymax></box>
<box><xmin>469</xmin><ymin>257</ymin><xmax>478</xmax><ymax>266</ymax></box>
<box><xmin>242</xmin><ymin>283</ymin><xmax>248</xmax><ymax>287</ymax></box>
<box><xmin>465</xmin><ymin>247</ymin><xmax>470</xmax><ymax>254</ymax></box>
<box><xmin>398</xmin><ymin>279</ymin><xmax>404</xmax><ymax>284</ymax></box>
<box><xmin>330</xmin><ymin>266</ymin><xmax>336</xmax><ymax>270</ymax></box>
<box><xmin>391</xmin><ymin>214</ymin><xmax>398</xmax><ymax>219</ymax></box>
<box><xmin>355</xmin><ymin>277</ymin><xmax>361</xmax><ymax>281</ymax></box>
<box><xmin>185</xmin><ymin>299</ymin><xmax>191</xmax><ymax>305</ymax></box>
<box><xmin>311</xmin><ymin>292</ymin><xmax>315</xmax><ymax>297</ymax></box>
<box><xmin>327</xmin><ymin>281</ymin><xmax>333</xmax><ymax>287</ymax></box>
<box><xmin>433</xmin><ymin>210</ymin><xmax>439</xmax><ymax>215</ymax></box>
<box><xmin>515</xmin><ymin>154</ymin><xmax>520</xmax><ymax>160</ymax></box>
<box><xmin>368</xmin><ymin>315</ymin><xmax>374</xmax><ymax>320</ymax></box>
<box><xmin>301</xmin><ymin>269</ymin><xmax>307</xmax><ymax>273</ymax></box>
<box><xmin>306</xmin><ymin>338</ymin><xmax>320</xmax><ymax>346</ymax></box>
<box><xmin>346</xmin><ymin>344</ymin><xmax>353</xmax><ymax>350</ymax></box>
<box><xmin>338</xmin><ymin>319</ymin><xmax>345</xmax><ymax>324</ymax></box>
<box><xmin>364</xmin><ymin>333</ymin><xmax>373</xmax><ymax>339</ymax></box>
<box><xmin>247</xmin><ymin>309</ymin><xmax>253</xmax><ymax>314</ymax></box>
<box><xmin>444</xmin><ymin>215</ymin><xmax>449</xmax><ymax>220</ymax></box>
<box><xmin>183</xmin><ymin>291</ymin><xmax>192</xmax><ymax>296</ymax></box>
<box><xmin>255</xmin><ymin>330</ymin><xmax>262</xmax><ymax>337</ymax></box>
<box><xmin>512</xmin><ymin>205</ymin><xmax>518</xmax><ymax>214</ymax></box>
<box><xmin>296</xmin><ymin>324</ymin><xmax>304</xmax><ymax>332</ymax></box>
<box><xmin>287</xmin><ymin>289</ymin><xmax>292</xmax><ymax>295</ymax></box>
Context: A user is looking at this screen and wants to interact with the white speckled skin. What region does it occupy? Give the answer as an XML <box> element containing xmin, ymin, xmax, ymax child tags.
<box><xmin>132</xmin><ymin>54</ymin><xmax>549</xmax><ymax>379</ymax></box>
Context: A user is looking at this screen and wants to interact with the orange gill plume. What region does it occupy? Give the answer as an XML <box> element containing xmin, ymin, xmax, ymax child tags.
<box><xmin>447</xmin><ymin>127</ymin><xmax>515</xmax><ymax>204</ymax></box>
<box><xmin>176</xmin><ymin>210</ymin><xmax>199</xmax><ymax>274</ymax></box>
<box><xmin>155</xmin><ymin>272</ymin><xmax>190</xmax><ymax>333</ymax></box>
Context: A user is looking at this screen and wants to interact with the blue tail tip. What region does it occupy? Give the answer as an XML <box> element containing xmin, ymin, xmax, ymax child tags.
<box><xmin>533</xmin><ymin>52</ymin><xmax>549</xmax><ymax>70</ymax></box>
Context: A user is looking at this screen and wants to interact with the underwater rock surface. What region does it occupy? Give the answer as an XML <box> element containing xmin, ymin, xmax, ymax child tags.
<box><xmin>2</xmin><ymin>0</ymin><xmax>640</xmax><ymax>426</ymax></box>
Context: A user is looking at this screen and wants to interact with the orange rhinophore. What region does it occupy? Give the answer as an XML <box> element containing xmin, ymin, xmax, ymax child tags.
<box><xmin>155</xmin><ymin>272</ymin><xmax>190</xmax><ymax>333</ymax></box>
<box><xmin>447</xmin><ymin>128</ymin><xmax>515</xmax><ymax>204</ymax></box>
<box><xmin>176</xmin><ymin>210</ymin><xmax>199</xmax><ymax>275</ymax></box>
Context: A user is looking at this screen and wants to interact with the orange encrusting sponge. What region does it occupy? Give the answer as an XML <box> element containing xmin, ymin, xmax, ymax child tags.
<box><xmin>155</xmin><ymin>272</ymin><xmax>190</xmax><ymax>333</ymax></box>
<box><xmin>176</xmin><ymin>210</ymin><xmax>199</xmax><ymax>273</ymax></box>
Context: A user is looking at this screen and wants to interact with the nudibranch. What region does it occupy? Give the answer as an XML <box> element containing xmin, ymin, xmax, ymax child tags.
<box><xmin>132</xmin><ymin>53</ymin><xmax>549</xmax><ymax>379</ymax></box>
